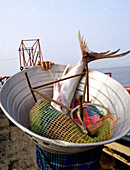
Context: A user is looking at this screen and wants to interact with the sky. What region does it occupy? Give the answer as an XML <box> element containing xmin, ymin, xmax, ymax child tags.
<box><xmin>0</xmin><ymin>0</ymin><xmax>130</xmax><ymax>76</ymax></box>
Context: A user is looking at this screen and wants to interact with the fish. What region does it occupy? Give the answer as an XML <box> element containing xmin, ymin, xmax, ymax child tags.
<box><xmin>51</xmin><ymin>31</ymin><xmax>130</xmax><ymax>115</ymax></box>
<box><xmin>60</xmin><ymin>61</ymin><xmax>85</xmax><ymax>114</ymax></box>
<box><xmin>78</xmin><ymin>31</ymin><xmax>130</xmax><ymax>63</ymax></box>
<box><xmin>51</xmin><ymin>32</ymin><xmax>90</xmax><ymax>114</ymax></box>
<box><xmin>51</xmin><ymin>61</ymin><xmax>85</xmax><ymax>115</ymax></box>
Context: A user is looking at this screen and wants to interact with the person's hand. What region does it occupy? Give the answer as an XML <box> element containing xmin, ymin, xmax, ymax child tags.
<box><xmin>36</xmin><ymin>61</ymin><xmax>54</xmax><ymax>70</ymax></box>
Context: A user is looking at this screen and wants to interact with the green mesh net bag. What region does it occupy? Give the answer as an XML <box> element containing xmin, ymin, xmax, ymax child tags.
<box><xmin>30</xmin><ymin>98</ymin><xmax>115</xmax><ymax>143</ymax></box>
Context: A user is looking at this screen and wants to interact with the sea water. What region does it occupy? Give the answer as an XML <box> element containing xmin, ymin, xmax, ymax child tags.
<box><xmin>94</xmin><ymin>66</ymin><xmax>130</xmax><ymax>87</ymax></box>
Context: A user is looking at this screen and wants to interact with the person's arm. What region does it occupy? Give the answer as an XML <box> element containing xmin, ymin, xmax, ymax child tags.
<box><xmin>36</xmin><ymin>61</ymin><xmax>54</xmax><ymax>70</ymax></box>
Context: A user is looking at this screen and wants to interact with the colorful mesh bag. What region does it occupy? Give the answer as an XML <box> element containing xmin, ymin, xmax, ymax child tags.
<box><xmin>30</xmin><ymin>98</ymin><xmax>115</xmax><ymax>143</ymax></box>
<box><xmin>73</xmin><ymin>99</ymin><xmax>103</xmax><ymax>128</ymax></box>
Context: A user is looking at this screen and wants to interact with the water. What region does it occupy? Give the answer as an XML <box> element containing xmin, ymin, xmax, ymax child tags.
<box><xmin>94</xmin><ymin>66</ymin><xmax>130</xmax><ymax>87</ymax></box>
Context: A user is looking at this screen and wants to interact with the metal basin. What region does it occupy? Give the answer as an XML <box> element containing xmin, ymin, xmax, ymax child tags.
<box><xmin>0</xmin><ymin>65</ymin><xmax>130</xmax><ymax>155</ymax></box>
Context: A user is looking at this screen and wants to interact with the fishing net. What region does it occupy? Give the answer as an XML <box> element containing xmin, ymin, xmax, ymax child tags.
<box><xmin>30</xmin><ymin>98</ymin><xmax>115</xmax><ymax>143</ymax></box>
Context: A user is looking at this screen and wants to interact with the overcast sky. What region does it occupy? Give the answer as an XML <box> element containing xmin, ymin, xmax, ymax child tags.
<box><xmin>0</xmin><ymin>0</ymin><xmax>130</xmax><ymax>76</ymax></box>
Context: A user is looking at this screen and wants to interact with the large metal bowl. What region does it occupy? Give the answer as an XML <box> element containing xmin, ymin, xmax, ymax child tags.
<box><xmin>0</xmin><ymin>65</ymin><xmax>130</xmax><ymax>155</ymax></box>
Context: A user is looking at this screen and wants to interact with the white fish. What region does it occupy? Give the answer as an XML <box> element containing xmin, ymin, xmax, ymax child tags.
<box><xmin>51</xmin><ymin>64</ymin><xmax>71</xmax><ymax>111</ymax></box>
<box><xmin>51</xmin><ymin>31</ymin><xmax>130</xmax><ymax>115</ymax></box>
<box><xmin>51</xmin><ymin>61</ymin><xmax>85</xmax><ymax>115</ymax></box>
<box><xmin>51</xmin><ymin>32</ymin><xmax>86</xmax><ymax>114</ymax></box>
<box><xmin>60</xmin><ymin>61</ymin><xmax>85</xmax><ymax>114</ymax></box>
